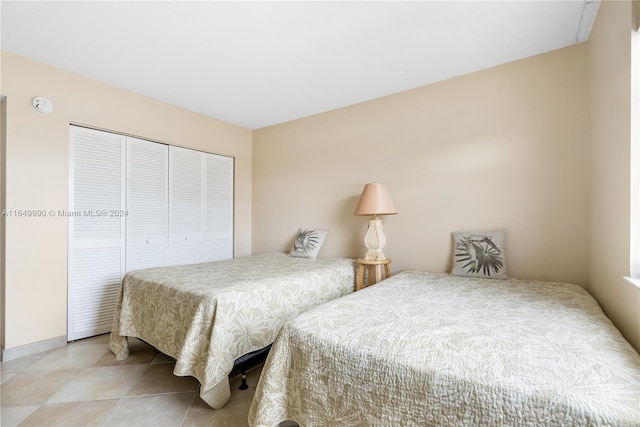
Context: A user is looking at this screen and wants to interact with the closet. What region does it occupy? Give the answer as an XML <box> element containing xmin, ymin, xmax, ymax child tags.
<box><xmin>67</xmin><ymin>125</ymin><xmax>233</xmax><ymax>341</ymax></box>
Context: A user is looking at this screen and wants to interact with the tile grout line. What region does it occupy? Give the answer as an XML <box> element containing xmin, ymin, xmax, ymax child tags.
<box><xmin>179</xmin><ymin>390</ymin><xmax>200</xmax><ymax>427</ymax></box>
<box><xmin>98</xmin><ymin>351</ymin><xmax>157</xmax><ymax>426</ymax></box>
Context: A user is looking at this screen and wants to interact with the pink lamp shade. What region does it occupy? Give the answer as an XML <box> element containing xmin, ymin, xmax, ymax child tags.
<box><xmin>354</xmin><ymin>182</ymin><xmax>398</xmax><ymax>216</ymax></box>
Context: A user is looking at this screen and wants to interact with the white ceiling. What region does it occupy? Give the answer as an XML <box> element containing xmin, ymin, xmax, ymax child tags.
<box><xmin>1</xmin><ymin>1</ymin><xmax>599</xmax><ymax>130</ymax></box>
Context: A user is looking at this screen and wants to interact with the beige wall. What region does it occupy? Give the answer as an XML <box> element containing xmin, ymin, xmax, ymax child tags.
<box><xmin>253</xmin><ymin>44</ymin><xmax>591</xmax><ymax>287</ymax></box>
<box><xmin>0</xmin><ymin>52</ymin><xmax>252</xmax><ymax>352</ymax></box>
<box><xmin>587</xmin><ymin>0</ymin><xmax>640</xmax><ymax>350</ymax></box>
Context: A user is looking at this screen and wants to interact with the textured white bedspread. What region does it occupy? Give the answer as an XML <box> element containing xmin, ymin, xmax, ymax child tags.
<box><xmin>110</xmin><ymin>253</ymin><xmax>355</xmax><ymax>408</ymax></box>
<box><xmin>249</xmin><ymin>271</ymin><xmax>640</xmax><ymax>426</ymax></box>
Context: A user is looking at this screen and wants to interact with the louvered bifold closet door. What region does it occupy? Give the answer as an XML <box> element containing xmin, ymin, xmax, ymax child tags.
<box><xmin>169</xmin><ymin>146</ymin><xmax>204</xmax><ymax>265</ymax></box>
<box><xmin>126</xmin><ymin>137</ymin><xmax>168</xmax><ymax>272</ymax></box>
<box><xmin>203</xmin><ymin>153</ymin><xmax>233</xmax><ymax>262</ymax></box>
<box><xmin>68</xmin><ymin>126</ymin><xmax>126</xmax><ymax>341</ymax></box>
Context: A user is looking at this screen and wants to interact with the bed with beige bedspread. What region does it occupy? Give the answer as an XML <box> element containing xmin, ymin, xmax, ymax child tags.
<box><xmin>109</xmin><ymin>253</ymin><xmax>355</xmax><ymax>409</ymax></box>
<box><xmin>249</xmin><ymin>271</ymin><xmax>640</xmax><ymax>426</ymax></box>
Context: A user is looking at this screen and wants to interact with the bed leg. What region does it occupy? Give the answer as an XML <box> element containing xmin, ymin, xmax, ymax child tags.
<box><xmin>239</xmin><ymin>371</ymin><xmax>248</xmax><ymax>390</ymax></box>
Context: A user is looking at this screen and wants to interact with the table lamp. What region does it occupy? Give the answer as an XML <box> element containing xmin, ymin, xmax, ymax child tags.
<box><xmin>354</xmin><ymin>182</ymin><xmax>398</xmax><ymax>260</ymax></box>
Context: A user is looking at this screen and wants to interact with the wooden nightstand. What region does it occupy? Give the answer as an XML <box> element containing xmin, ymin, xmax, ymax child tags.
<box><xmin>356</xmin><ymin>258</ymin><xmax>391</xmax><ymax>291</ymax></box>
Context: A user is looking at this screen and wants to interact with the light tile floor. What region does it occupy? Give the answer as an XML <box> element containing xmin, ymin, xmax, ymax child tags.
<box><xmin>0</xmin><ymin>334</ymin><xmax>296</xmax><ymax>427</ymax></box>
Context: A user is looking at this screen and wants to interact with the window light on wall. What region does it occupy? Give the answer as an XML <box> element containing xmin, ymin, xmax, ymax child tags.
<box><xmin>626</xmin><ymin>18</ymin><xmax>640</xmax><ymax>288</ymax></box>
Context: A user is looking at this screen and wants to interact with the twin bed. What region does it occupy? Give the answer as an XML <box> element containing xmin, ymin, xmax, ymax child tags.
<box><xmin>109</xmin><ymin>252</ymin><xmax>640</xmax><ymax>425</ymax></box>
<box><xmin>109</xmin><ymin>252</ymin><xmax>355</xmax><ymax>408</ymax></box>
<box><xmin>249</xmin><ymin>271</ymin><xmax>640</xmax><ymax>426</ymax></box>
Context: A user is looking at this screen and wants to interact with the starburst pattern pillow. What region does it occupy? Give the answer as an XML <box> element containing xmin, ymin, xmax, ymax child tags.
<box><xmin>289</xmin><ymin>229</ymin><xmax>328</xmax><ymax>259</ymax></box>
<box><xmin>451</xmin><ymin>230</ymin><xmax>508</xmax><ymax>279</ymax></box>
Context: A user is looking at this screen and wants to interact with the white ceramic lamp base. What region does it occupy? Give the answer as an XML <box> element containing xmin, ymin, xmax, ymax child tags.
<box><xmin>363</xmin><ymin>217</ymin><xmax>387</xmax><ymax>260</ymax></box>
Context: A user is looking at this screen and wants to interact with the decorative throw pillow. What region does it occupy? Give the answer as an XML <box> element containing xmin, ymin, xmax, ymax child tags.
<box><xmin>289</xmin><ymin>229</ymin><xmax>328</xmax><ymax>259</ymax></box>
<box><xmin>451</xmin><ymin>230</ymin><xmax>508</xmax><ymax>279</ymax></box>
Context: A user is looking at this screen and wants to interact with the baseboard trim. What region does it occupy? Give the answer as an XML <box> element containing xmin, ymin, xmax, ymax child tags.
<box><xmin>1</xmin><ymin>335</ymin><xmax>67</xmax><ymax>361</ymax></box>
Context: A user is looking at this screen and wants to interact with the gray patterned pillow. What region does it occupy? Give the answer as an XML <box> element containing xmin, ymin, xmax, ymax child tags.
<box><xmin>289</xmin><ymin>229</ymin><xmax>328</xmax><ymax>259</ymax></box>
<box><xmin>451</xmin><ymin>230</ymin><xmax>508</xmax><ymax>279</ymax></box>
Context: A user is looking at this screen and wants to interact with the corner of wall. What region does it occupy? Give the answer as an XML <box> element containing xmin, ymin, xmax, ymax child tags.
<box><xmin>586</xmin><ymin>0</ymin><xmax>639</xmax><ymax>351</ymax></box>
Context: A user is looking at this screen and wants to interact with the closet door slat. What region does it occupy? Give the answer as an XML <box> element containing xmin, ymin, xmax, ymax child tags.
<box><xmin>126</xmin><ymin>137</ymin><xmax>169</xmax><ymax>272</ymax></box>
<box><xmin>68</xmin><ymin>126</ymin><xmax>126</xmax><ymax>341</ymax></box>
<box><xmin>168</xmin><ymin>146</ymin><xmax>204</xmax><ymax>265</ymax></box>
<box><xmin>203</xmin><ymin>153</ymin><xmax>234</xmax><ymax>262</ymax></box>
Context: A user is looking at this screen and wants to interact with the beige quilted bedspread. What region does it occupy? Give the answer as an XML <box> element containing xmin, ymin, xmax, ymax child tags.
<box><xmin>249</xmin><ymin>271</ymin><xmax>640</xmax><ymax>426</ymax></box>
<box><xmin>109</xmin><ymin>253</ymin><xmax>355</xmax><ymax>408</ymax></box>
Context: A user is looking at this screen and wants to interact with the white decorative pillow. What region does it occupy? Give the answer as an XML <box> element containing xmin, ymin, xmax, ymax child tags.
<box><xmin>451</xmin><ymin>230</ymin><xmax>508</xmax><ymax>279</ymax></box>
<box><xmin>289</xmin><ymin>229</ymin><xmax>328</xmax><ymax>259</ymax></box>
